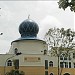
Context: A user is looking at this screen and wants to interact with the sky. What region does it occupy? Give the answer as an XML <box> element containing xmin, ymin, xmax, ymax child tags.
<box><xmin>0</xmin><ymin>1</ymin><xmax>74</xmax><ymax>54</ymax></box>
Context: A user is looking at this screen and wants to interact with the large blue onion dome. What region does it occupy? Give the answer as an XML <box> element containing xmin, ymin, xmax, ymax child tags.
<box><xmin>19</xmin><ymin>19</ymin><xmax>39</xmax><ymax>39</ymax></box>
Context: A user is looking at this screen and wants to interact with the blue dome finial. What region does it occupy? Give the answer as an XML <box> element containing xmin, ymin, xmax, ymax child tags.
<box><xmin>28</xmin><ymin>14</ymin><xmax>30</xmax><ymax>19</ymax></box>
<box><xmin>19</xmin><ymin>19</ymin><xmax>39</xmax><ymax>39</ymax></box>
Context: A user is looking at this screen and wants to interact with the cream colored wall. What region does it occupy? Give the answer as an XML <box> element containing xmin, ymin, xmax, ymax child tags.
<box><xmin>0</xmin><ymin>66</ymin><xmax>75</xmax><ymax>75</ymax></box>
<box><xmin>0</xmin><ymin>54</ymin><xmax>75</xmax><ymax>75</ymax></box>
<box><xmin>9</xmin><ymin>40</ymin><xmax>48</xmax><ymax>55</ymax></box>
<box><xmin>0</xmin><ymin>53</ymin><xmax>74</xmax><ymax>68</ymax></box>
<box><xmin>1</xmin><ymin>38</ymin><xmax>75</xmax><ymax>75</ymax></box>
<box><xmin>0</xmin><ymin>54</ymin><xmax>13</xmax><ymax>66</ymax></box>
<box><xmin>19</xmin><ymin>54</ymin><xmax>49</xmax><ymax>66</ymax></box>
<box><xmin>0</xmin><ymin>54</ymin><xmax>58</xmax><ymax>67</ymax></box>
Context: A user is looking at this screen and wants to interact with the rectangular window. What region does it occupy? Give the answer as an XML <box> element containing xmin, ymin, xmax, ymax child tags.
<box><xmin>60</xmin><ymin>62</ymin><xmax>64</xmax><ymax>68</ymax></box>
<box><xmin>73</xmin><ymin>53</ymin><xmax>75</xmax><ymax>58</ymax></box>
<box><xmin>69</xmin><ymin>62</ymin><xmax>71</xmax><ymax>68</ymax></box>
<box><xmin>65</xmin><ymin>62</ymin><xmax>68</xmax><ymax>68</ymax></box>
<box><xmin>68</xmin><ymin>55</ymin><xmax>71</xmax><ymax>60</ymax></box>
<box><xmin>45</xmin><ymin>71</ymin><xmax>48</xmax><ymax>75</ymax></box>
<box><xmin>60</xmin><ymin>62</ymin><xmax>71</xmax><ymax>68</ymax></box>
<box><xmin>14</xmin><ymin>59</ymin><xmax>19</xmax><ymax>69</ymax></box>
<box><xmin>45</xmin><ymin>60</ymin><xmax>48</xmax><ymax>69</ymax></box>
<box><xmin>74</xmin><ymin>63</ymin><xmax>75</xmax><ymax>68</ymax></box>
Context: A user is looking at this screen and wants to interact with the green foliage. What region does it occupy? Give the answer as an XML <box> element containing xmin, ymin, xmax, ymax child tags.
<box><xmin>5</xmin><ymin>70</ymin><xmax>25</xmax><ymax>75</ymax></box>
<box><xmin>44</xmin><ymin>27</ymin><xmax>75</xmax><ymax>56</ymax></box>
<box><xmin>58</xmin><ymin>0</ymin><xmax>75</xmax><ymax>12</ymax></box>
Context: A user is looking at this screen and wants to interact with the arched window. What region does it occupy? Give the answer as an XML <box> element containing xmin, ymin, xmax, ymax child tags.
<box><xmin>50</xmin><ymin>73</ymin><xmax>53</xmax><ymax>75</ymax></box>
<box><xmin>7</xmin><ymin>60</ymin><xmax>12</xmax><ymax>66</ymax></box>
<box><xmin>60</xmin><ymin>55</ymin><xmax>63</xmax><ymax>60</ymax></box>
<box><xmin>49</xmin><ymin>61</ymin><xmax>53</xmax><ymax>67</ymax></box>
<box><xmin>64</xmin><ymin>56</ymin><xmax>67</xmax><ymax>60</ymax></box>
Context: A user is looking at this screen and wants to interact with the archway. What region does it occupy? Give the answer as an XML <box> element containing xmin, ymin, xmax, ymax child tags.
<box><xmin>50</xmin><ymin>73</ymin><xmax>53</xmax><ymax>75</ymax></box>
<box><xmin>64</xmin><ymin>73</ymin><xmax>70</xmax><ymax>75</ymax></box>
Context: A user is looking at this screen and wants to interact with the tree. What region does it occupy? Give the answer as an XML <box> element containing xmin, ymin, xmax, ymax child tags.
<box><xmin>44</xmin><ymin>27</ymin><xmax>75</xmax><ymax>75</ymax></box>
<box><xmin>5</xmin><ymin>69</ymin><xmax>25</xmax><ymax>75</ymax></box>
<box><xmin>45</xmin><ymin>27</ymin><xmax>75</xmax><ymax>54</ymax></box>
<box><xmin>58</xmin><ymin>0</ymin><xmax>75</xmax><ymax>12</ymax></box>
<box><xmin>5</xmin><ymin>59</ymin><xmax>25</xmax><ymax>75</ymax></box>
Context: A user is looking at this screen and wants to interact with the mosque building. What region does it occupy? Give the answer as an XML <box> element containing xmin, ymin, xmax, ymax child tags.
<box><xmin>0</xmin><ymin>18</ymin><xmax>75</xmax><ymax>75</ymax></box>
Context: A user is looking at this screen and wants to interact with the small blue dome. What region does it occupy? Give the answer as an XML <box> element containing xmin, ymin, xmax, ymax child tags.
<box><xmin>19</xmin><ymin>19</ymin><xmax>39</xmax><ymax>38</ymax></box>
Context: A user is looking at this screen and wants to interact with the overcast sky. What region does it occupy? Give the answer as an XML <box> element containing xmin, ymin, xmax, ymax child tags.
<box><xmin>0</xmin><ymin>1</ymin><xmax>74</xmax><ymax>54</ymax></box>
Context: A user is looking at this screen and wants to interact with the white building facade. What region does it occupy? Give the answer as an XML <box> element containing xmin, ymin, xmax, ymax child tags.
<box><xmin>0</xmin><ymin>19</ymin><xmax>75</xmax><ymax>75</ymax></box>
